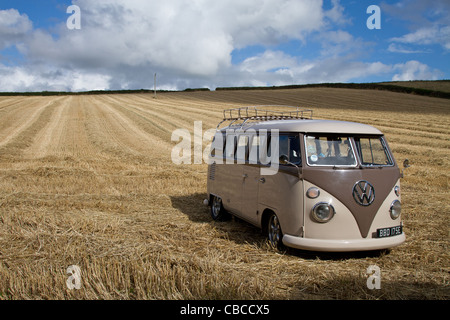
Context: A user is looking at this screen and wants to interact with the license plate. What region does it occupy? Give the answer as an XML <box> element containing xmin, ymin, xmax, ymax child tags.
<box><xmin>377</xmin><ymin>225</ymin><xmax>402</xmax><ymax>238</ymax></box>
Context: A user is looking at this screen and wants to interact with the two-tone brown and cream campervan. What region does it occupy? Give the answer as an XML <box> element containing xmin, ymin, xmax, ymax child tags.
<box><xmin>206</xmin><ymin>106</ymin><xmax>408</xmax><ymax>252</ymax></box>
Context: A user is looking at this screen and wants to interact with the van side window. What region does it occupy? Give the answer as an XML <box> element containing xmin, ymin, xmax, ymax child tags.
<box><xmin>268</xmin><ymin>134</ymin><xmax>302</xmax><ymax>166</ymax></box>
<box><xmin>280</xmin><ymin>134</ymin><xmax>301</xmax><ymax>165</ymax></box>
<box><xmin>210</xmin><ymin>133</ymin><xmax>226</xmax><ymax>158</ymax></box>
<box><xmin>236</xmin><ymin>135</ymin><xmax>249</xmax><ymax>161</ymax></box>
<box><xmin>210</xmin><ymin>136</ymin><xmax>216</xmax><ymax>157</ymax></box>
<box><xmin>249</xmin><ymin>134</ymin><xmax>265</xmax><ymax>164</ymax></box>
<box><xmin>225</xmin><ymin>135</ymin><xmax>236</xmax><ymax>159</ymax></box>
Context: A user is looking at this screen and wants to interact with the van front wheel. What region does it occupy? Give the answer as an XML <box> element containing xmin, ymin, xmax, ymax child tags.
<box><xmin>267</xmin><ymin>213</ymin><xmax>283</xmax><ymax>249</ymax></box>
<box><xmin>210</xmin><ymin>196</ymin><xmax>229</xmax><ymax>221</ymax></box>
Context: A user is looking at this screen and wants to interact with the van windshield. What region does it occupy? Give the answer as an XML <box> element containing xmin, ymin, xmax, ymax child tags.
<box><xmin>354</xmin><ymin>136</ymin><xmax>393</xmax><ymax>166</ymax></box>
<box><xmin>305</xmin><ymin>136</ymin><xmax>356</xmax><ymax>166</ymax></box>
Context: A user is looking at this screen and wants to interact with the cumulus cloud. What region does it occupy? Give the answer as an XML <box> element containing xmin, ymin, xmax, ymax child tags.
<box><xmin>0</xmin><ymin>1</ymin><xmax>446</xmax><ymax>92</ymax></box>
<box><xmin>390</xmin><ymin>25</ymin><xmax>450</xmax><ymax>51</ymax></box>
<box><xmin>392</xmin><ymin>60</ymin><xmax>444</xmax><ymax>81</ymax></box>
<box><xmin>387</xmin><ymin>43</ymin><xmax>431</xmax><ymax>54</ymax></box>
<box><xmin>0</xmin><ymin>64</ymin><xmax>111</xmax><ymax>92</ymax></box>
<box><xmin>2</xmin><ymin>0</ymin><xmax>336</xmax><ymax>91</ymax></box>
<box><xmin>0</xmin><ymin>9</ymin><xmax>32</xmax><ymax>50</ymax></box>
<box><xmin>385</xmin><ymin>0</ymin><xmax>450</xmax><ymax>52</ymax></box>
<box><xmin>230</xmin><ymin>49</ymin><xmax>393</xmax><ymax>87</ymax></box>
<box><xmin>25</xmin><ymin>0</ymin><xmax>327</xmax><ymax>74</ymax></box>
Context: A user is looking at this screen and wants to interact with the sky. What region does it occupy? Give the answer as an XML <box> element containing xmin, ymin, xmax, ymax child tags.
<box><xmin>0</xmin><ymin>0</ymin><xmax>448</xmax><ymax>92</ymax></box>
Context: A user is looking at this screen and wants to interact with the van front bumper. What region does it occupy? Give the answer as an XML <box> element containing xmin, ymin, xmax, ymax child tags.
<box><xmin>282</xmin><ymin>233</ymin><xmax>406</xmax><ymax>252</ymax></box>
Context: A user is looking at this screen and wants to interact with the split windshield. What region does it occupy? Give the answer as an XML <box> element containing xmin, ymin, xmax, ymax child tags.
<box><xmin>354</xmin><ymin>136</ymin><xmax>393</xmax><ymax>166</ymax></box>
<box><xmin>305</xmin><ymin>135</ymin><xmax>393</xmax><ymax>167</ymax></box>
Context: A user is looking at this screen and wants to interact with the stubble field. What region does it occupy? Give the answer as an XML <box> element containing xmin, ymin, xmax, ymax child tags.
<box><xmin>0</xmin><ymin>87</ymin><xmax>448</xmax><ymax>300</ymax></box>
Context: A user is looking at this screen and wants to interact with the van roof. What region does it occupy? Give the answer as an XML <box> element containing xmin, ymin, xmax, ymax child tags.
<box><xmin>223</xmin><ymin>119</ymin><xmax>383</xmax><ymax>135</ymax></box>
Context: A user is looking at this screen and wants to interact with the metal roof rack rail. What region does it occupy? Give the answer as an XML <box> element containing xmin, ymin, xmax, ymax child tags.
<box><xmin>216</xmin><ymin>106</ymin><xmax>313</xmax><ymax>130</ymax></box>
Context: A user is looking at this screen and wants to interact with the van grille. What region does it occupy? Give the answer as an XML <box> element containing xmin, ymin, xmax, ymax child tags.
<box><xmin>209</xmin><ymin>163</ymin><xmax>216</xmax><ymax>180</ymax></box>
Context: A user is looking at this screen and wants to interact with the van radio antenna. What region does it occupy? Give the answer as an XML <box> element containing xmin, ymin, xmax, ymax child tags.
<box><xmin>153</xmin><ymin>73</ymin><xmax>157</xmax><ymax>99</ymax></box>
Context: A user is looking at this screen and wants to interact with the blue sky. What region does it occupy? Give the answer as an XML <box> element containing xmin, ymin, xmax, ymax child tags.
<box><xmin>0</xmin><ymin>0</ymin><xmax>448</xmax><ymax>92</ymax></box>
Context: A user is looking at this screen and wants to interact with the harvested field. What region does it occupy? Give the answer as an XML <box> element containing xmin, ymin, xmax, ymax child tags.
<box><xmin>0</xmin><ymin>87</ymin><xmax>448</xmax><ymax>300</ymax></box>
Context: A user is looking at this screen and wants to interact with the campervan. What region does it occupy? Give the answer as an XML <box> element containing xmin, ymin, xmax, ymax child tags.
<box><xmin>205</xmin><ymin>106</ymin><xmax>407</xmax><ymax>252</ymax></box>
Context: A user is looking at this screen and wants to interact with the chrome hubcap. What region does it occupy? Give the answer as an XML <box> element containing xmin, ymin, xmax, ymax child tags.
<box><xmin>268</xmin><ymin>215</ymin><xmax>281</xmax><ymax>247</ymax></box>
<box><xmin>212</xmin><ymin>197</ymin><xmax>221</xmax><ymax>218</ymax></box>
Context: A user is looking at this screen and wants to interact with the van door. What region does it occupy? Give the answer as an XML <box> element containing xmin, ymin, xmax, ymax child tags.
<box><xmin>235</xmin><ymin>134</ymin><xmax>258</xmax><ymax>224</ymax></box>
<box><xmin>258</xmin><ymin>133</ymin><xmax>304</xmax><ymax>235</ymax></box>
<box><xmin>241</xmin><ymin>165</ymin><xmax>260</xmax><ymax>224</ymax></box>
<box><xmin>222</xmin><ymin>134</ymin><xmax>242</xmax><ymax>214</ymax></box>
<box><xmin>241</xmin><ymin>133</ymin><xmax>272</xmax><ymax>225</ymax></box>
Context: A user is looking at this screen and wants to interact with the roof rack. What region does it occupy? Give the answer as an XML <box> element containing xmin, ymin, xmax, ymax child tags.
<box><xmin>217</xmin><ymin>106</ymin><xmax>313</xmax><ymax>130</ymax></box>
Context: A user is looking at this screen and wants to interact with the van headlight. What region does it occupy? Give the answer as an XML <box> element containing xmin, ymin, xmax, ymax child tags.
<box><xmin>311</xmin><ymin>202</ymin><xmax>335</xmax><ymax>223</ymax></box>
<box><xmin>390</xmin><ymin>200</ymin><xmax>401</xmax><ymax>219</ymax></box>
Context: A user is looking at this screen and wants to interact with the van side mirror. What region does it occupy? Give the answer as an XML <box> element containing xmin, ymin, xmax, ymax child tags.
<box><xmin>279</xmin><ymin>154</ymin><xmax>289</xmax><ymax>165</ymax></box>
<box><xmin>403</xmin><ymin>159</ymin><xmax>410</xmax><ymax>169</ymax></box>
<box><xmin>401</xmin><ymin>159</ymin><xmax>411</xmax><ymax>178</ymax></box>
<box><xmin>279</xmin><ymin>154</ymin><xmax>302</xmax><ymax>178</ymax></box>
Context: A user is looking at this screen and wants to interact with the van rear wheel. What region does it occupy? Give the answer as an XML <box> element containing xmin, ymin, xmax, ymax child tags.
<box><xmin>210</xmin><ymin>196</ymin><xmax>229</xmax><ymax>221</ymax></box>
<box><xmin>267</xmin><ymin>213</ymin><xmax>283</xmax><ymax>249</ymax></box>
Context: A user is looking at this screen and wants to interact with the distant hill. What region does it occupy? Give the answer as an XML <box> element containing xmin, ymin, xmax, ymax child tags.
<box><xmin>215</xmin><ymin>80</ymin><xmax>450</xmax><ymax>99</ymax></box>
<box><xmin>1</xmin><ymin>80</ymin><xmax>449</xmax><ymax>99</ymax></box>
<box><xmin>379</xmin><ymin>80</ymin><xmax>450</xmax><ymax>94</ymax></box>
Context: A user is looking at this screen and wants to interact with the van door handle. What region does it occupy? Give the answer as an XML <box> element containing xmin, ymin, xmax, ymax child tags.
<box><xmin>242</xmin><ymin>174</ymin><xmax>248</xmax><ymax>179</ymax></box>
<box><xmin>259</xmin><ymin>177</ymin><xmax>266</xmax><ymax>183</ymax></box>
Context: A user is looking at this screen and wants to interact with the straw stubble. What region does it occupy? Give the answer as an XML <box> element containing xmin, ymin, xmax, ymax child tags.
<box><xmin>0</xmin><ymin>88</ymin><xmax>448</xmax><ymax>299</ymax></box>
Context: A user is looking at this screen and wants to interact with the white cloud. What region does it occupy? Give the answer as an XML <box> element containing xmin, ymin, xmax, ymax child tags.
<box><xmin>0</xmin><ymin>1</ymin><xmax>446</xmax><ymax>92</ymax></box>
<box><xmin>206</xmin><ymin>0</ymin><xmax>326</xmax><ymax>47</ymax></box>
<box><xmin>390</xmin><ymin>25</ymin><xmax>450</xmax><ymax>50</ymax></box>
<box><xmin>387</xmin><ymin>43</ymin><xmax>431</xmax><ymax>54</ymax></box>
<box><xmin>295</xmin><ymin>59</ymin><xmax>392</xmax><ymax>84</ymax></box>
<box><xmin>0</xmin><ymin>64</ymin><xmax>111</xmax><ymax>92</ymax></box>
<box><xmin>232</xmin><ymin>50</ymin><xmax>393</xmax><ymax>87</ymax></box>
<box><xmin>0</xmin><ymin>9</ymin><xmax>32</xmax><ymax>49</ymax></box>
<box><xmin>70</xmin><ymin>72</ymin><xmax>112</xmax><ymax>92</ymax></box>
<box><xmin>0</xmin><ymin>65</ymin><xmax>35</xmax><ymax>91</ymax></box>
<box><xmin>392</xmin><ymin>60</ymin><xmax>444</xmax><ymax>81</ymax></box>
<box><xmin>0</xmin><ymin>9</ymin><xmax>32</xmax><ymax>35</ymax></box>
<box><xmin>324</xmin><ymin>0</ymin><xmax>349</xmax><ymax>26</ymax></box>
<box><xmin>385</xmin><ymin>0</ymin><xmax>450</xmax><ymax>52</ymax></box>
<box><xmin>318</xmin><ymin>30</ymin><xmax>371</xmax><ymax>58</ymax></box>
<box><xmin>1</xmin><ymin>0</ymin><xmax>335</xmax><ymax>91</ymax></box>
<box><xmin>25</xmin><ymin>0</ymin><xmax>327</xmax><ymax>75</ymax></box>
<box><xmin>239</xmin><ymin>50</ymin><xmax>299</xmax><ymax>74</ymax></box>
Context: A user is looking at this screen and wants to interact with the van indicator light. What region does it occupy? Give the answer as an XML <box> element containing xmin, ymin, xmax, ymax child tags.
<box><xmin>306</xmin><ymin>187</ymin><xmax>320</xmax><ymax>199</ymax></box>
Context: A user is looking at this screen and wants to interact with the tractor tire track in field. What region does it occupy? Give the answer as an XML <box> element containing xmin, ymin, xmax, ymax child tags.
<box><xmin>101</xmin><ymin>94</ymin><xmax>223</xmax><ymax>131</ymax></box>
<box><xmin>0</xmin><ymin>97</ymin><xmax>64</xmax><ymax>158</ymax></box>
<box><xmin>23</xmin><ymin>96</ymin><xmax>72</xmax><ymax>159</ymax></box>
<box><xmin>84</xmin><ymin>96</ymin><xmax>173</xmax><ymax>160</ymax></box>
<box><xmin>0</xmin><ymin>98</ymin><xmax>48</xmax><ymax>148</ymax></box>
<box><xmin>99</xmin><ymin>95</ymin><xmax>194</xmax><ymax>133</ymax></box>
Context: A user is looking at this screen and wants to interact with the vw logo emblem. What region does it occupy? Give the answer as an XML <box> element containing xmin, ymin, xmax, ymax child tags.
<box><xmin>352</xmin><ymin>180</ymin><xmax>375</xmax><ymax>206</ymax></box>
